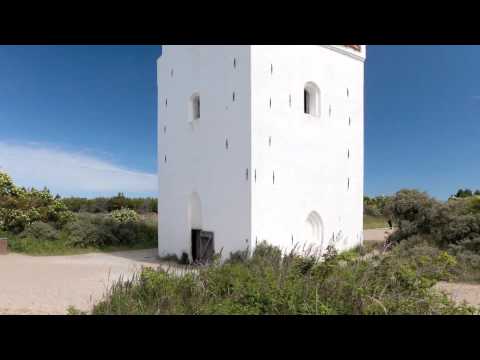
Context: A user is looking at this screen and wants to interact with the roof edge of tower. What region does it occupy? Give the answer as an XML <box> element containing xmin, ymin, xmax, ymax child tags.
<box><xmin>321</xmin><ymin>45</ymin><xmax>367</xmax><ymax>62</ymax></box>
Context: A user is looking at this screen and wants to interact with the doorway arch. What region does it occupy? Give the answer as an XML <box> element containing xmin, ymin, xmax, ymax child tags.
<box><xmin>304</xmin><ymin>211</ymin><xmax>324</xmax><ymax>249</ymax></box>
<box><xmin>188</xmin><ymin>192</ymin><xmax>203</xmax><ymax>230</ymax></box>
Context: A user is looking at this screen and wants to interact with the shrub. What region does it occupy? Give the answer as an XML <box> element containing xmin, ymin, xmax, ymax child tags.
<box><xmin>0</xmin><ymin>171</ymin><xmax>73</xmax><ymax>233</ymax></box>
<box><xmin>109</xmin><ymin>208</ymin><xmax>140</xmax><ymax>224</ymax></box>
<box><xmin>20</xmin><ymin>221</ymin><xmax>60</xmax><ymax>241</ymax></box>
<box><xmin>65</xmin><ymin>213</ymin><xmax>157</xmax><ymax>248</ymax></box>
<box><xmin>92</xmin><ymin>242</ymin><xmax>476</xmax><ymax>315</ymax></box>
<box><xmin>385</xmin><ymin>189</ymin><xmax>480</xmax><ymax>253</ymax></box>
<box><xmin>62</xmin><ymin>195</ymin><xmax>158</xmax><ymax>214</ymax></box>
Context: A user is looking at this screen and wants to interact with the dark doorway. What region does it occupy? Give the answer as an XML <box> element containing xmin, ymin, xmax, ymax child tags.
<box><xmin>192</xmin><ymin>230</ymin><xmax>215</xmax><ymax>263</ymax></box>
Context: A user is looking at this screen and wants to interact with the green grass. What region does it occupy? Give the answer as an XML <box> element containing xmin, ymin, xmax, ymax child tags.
<box><xmin>3</xmin><ymin>232</ymin><xmax>156</xmax><ymax>256</ymax></box>
<box><xmin>364</xmin><ymin>215</ymin><xmax>388</xmax><ymax>230</ymax></box>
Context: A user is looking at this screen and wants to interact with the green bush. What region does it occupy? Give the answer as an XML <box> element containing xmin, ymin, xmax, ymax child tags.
<box><xmin>109</xmin><ymin>208</ymin><xmax>140</xmax><ymax>224</ymax></box>
<box><xmin>62</xmin><ymin>194</ymin><xmax>158</xmax><ymax>214</ymax></box>
<box><xmin>0</xmin><ymin>172</ymin><xmax>73</xmax><ymax>233</ymax></box>
<box><xmin>65</xmin><ymin>213</ymin><xmax>157</xmax><ymax>248</ymax></box>
<box><xmin>92</xmin><ymin>242</ymin><xmax>475</xmax><ymax>315</ymax></box>
<box><xmin>385</xmin><ymin>190</ymin><xmax>480</xmax><ymax>250</ymax></box>
<box><xmin>20</xmin><ymin>221</ymin><xmax>60</xmax><ymax>241</ymax></box>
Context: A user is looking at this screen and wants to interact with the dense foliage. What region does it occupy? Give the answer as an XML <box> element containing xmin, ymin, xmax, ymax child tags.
<box><xmin>0</xmin><ymin>171</ymin><xmax>157</xmax><ymax>255</ymax></box>
<box><xmin>364</xmin><ymin>195</ymin><xmax>390</xmax><ymax>217</ymax></box>
<box><xmin>65</xmin><ymin>213</ymin><xmax>156</xmax><ymax>248</ymax></box>
<box><xmin>385</xmin><ymin>190</ymin><xmax>480</xmax><ymax>248</ymax></box>
<box><xmin>92</xmin><ymin>242</ymin><xmax>475</xmax><ymax>315</ymax></box>
<box><xmin>383</xmin><ymin>189</ymin><xmax>480</xmax><ymax>281</ymax></box>
<box><xmin>62</xmin><ymin>194</ymin><xmax>157</xmax><ymax>214</ymax></box>
<box><xmin>0</xmin><ymin>172</ymin><xmax>73</xmax><ymax>233</ymax></box>
<box><xmin>453</xmin><ymin>189</ymin><xmax>480</xmax><ymax>199</ymax></box>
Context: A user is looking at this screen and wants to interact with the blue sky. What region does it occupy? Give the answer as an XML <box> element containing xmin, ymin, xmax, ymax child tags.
<box><xmin>0</xmin><ymin>45</ymin><xmax>479</xmax><ymax>199</ymax></box>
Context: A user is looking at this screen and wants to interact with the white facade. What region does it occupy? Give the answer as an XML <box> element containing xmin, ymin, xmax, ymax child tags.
<box><xmin>157</xmin><ymin>45</ymin><xmax>366</xmax><ymax>261</ymax></box>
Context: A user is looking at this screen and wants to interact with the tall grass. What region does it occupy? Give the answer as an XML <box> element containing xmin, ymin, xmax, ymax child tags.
<box><xmin>91</xmin><ymin>242</ymin><xmax>476</xmax><ymax>315</ymax></box>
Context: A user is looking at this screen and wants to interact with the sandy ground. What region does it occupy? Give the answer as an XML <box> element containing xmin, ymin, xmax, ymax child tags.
<box><xmin>435</xmin><ymin>282</ymin><xmax>480</xmax><ymax>308</ymax></box>
<box><xmin>0</xmin><ymin>249</ymin><xmax>163</xmax><ymax>315</ymax></box>
<box><xmin>363</xmin><ymin>228</ymin><xmax>394</xmax><ymax>242</ymax></box>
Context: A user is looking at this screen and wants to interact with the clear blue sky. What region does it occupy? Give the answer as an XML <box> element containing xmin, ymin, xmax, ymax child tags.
<box><xmin>0</xmin><ymin>45</ymin><xmax>479</xmax><ymax>199</ymax></box>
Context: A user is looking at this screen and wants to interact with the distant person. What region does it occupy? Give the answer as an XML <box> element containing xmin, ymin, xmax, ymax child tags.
<box><xmin>388</xmin><ymin>219</ymin><xmax>393</xmax><ymax>229</ymax></box>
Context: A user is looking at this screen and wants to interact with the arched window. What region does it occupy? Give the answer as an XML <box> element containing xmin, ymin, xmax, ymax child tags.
<box><xmin>305</xmin><ymin>211</ymin><xmax>324</xmax><ymax>248</ymax></box>
<box><xmin>304</xmin><ymin>82</ymin><xmax>321</xmax><ymax>117</ymax></box>
<box><xmin>190</xmin><ymin>93</ymin><xmax>201</xmax><ymax>121</ymax></box>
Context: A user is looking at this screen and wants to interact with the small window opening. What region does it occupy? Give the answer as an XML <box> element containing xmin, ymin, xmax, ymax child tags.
<box><xmin>246</xmin><ymin>168</ymin><xmax>249</xmax><ymax>180</ymax></box>
<box><xmin>349</xmin><ymin>117</ymin><xmax>352</xmax><ymax>126</ymax></box>
<box><xmin>304</xmin><ymin>82</ymin><xmax>320</xmax><ymax>117</ymax></box>
<box><xmin>170</xmin><ymin>69</ymin><xmax>174</xmax><ymax>77</ymax></box>
<box><xmin>270</xmin><ymin>64</ymin><xmax>273</xmax><ymax>75</ymax></box>
<box><xmin>273</xmin><ymin>171</ymin><xmax>275</xmax><ymax>185</ymax></box>
<box><xmin>233</xmin><ymin>58</ymin><xmax>237</xmax><ymax>69</ymax></box>
<box><xmin>254</xmin><ymin>169</ymin><xmax>257</xmax><ymax>183</ymax></box>
<box><xmin>191</xmin><ymin>94</ymin><xmax>200</xmax><ymax>121</ymax></box>
<box><xmin>165</xmin><ymin>98</ymin><xmax>168</xmax><ymax>107</ymax></box>
<box><xmin>225</xmin><ymin>138</ymin><xmax>229</xmax><ymax>150</ymax></box>
<box><xmin>289</xmin><ymin>94</ymin><xmax>292</xmax><ymax>108</ymax></box>
<box><xmin>304</xmin><ymin>90</ymin><xmax>310</xmax><ymax>114</ymax></box>
<box><xmin>164</xmin><ymin>126</ymin><xmax>167</xmax><ymax>134</ymax></box>
<box><xmin>164</xmin><ymin>155</ymin><xmax>167</xmax><ymax>163</ymax></box>
<box><xmin>269</xmin><ymin>98</ymin><xmax>272</xmax><ymax>109</ymax></box>
<box><xmin>268</xmin><ymin>137</ymin><xmax>272</xmax><ymax>147</ymax></box>
<box><xmin>232</xmin><ymin>92</ymin><xmax>236</xmax><ymax>102</ymax></box>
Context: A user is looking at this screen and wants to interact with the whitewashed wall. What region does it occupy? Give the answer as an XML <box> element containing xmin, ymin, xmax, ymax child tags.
<box><xmin>158</xmin><ymin>45</ymin><xmax>366</xmax><ymax>260</ymax></box>
<box><xmin>157</xmin><ymin>45</ymin><xmax>252</xmax><ymax>259</ymax></box>
<box><xmin>250</xmin><ymin>45</ymin><xmax>365</xmax><ymax>255</ymax></box>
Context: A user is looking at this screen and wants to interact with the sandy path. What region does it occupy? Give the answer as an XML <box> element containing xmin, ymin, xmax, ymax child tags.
<box><xmin>0</xmin><ymin>249</ymin><xmax>162</xmax><ymax>315</ymax></box>
<box><xmin>364</xmin><ymin>228</ymin><xmax>394</xmax><ymax>242</ymax></box>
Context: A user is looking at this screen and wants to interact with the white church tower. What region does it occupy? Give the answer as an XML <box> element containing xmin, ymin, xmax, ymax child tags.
<box><xmin>157</xmin><ymin>45</ymin><xmax>366</xmax><ymax>262</ymax></box>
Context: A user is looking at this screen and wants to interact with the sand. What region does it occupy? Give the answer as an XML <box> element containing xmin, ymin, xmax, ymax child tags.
<box><xmin>0</xmin><ymin>249</ymin><xmax>161</xmax><ymax>315</ymax></box>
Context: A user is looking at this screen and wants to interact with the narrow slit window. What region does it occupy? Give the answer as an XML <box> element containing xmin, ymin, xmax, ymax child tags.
<box><xmin>191</xmin><ymin>94</ymin><xmax>201</xmax><ymax>121</ymax></box>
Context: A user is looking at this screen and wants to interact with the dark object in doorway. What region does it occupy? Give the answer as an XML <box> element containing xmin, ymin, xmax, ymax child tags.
<box><xmin>192</xmin><ymin>230</ymin><xmax>215</xmax><ymax>264</ymax></box>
